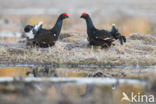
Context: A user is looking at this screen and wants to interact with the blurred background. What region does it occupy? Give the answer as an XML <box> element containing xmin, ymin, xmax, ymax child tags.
<box><xmin>0</xmin><ymin>1</ymin><xmax>156</xmax><ymax>104</ymax></box>
<box><xmin>0</xmin><ymin>0</ymin><xmax>156</xmax><ymax>40</ymax></box>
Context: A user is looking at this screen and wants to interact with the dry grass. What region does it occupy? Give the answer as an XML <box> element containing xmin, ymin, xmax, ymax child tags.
<box><xmin>97</xmin><ymin>18</ymin><xmax>151</xmax><ymax>37</ymax></box>
<box><xmin>27</xmin><ymin>17</ymin><xmax>48</xmax><ymax>26</ymax></box>
<box><xmin>120</xmin><ymin>18</ymin><xmax>151</xmax><ymax>36</ymax></box>
<box><xmin>0</xmin><ymin>33</ymin><xmax>155</xmax><ymax>66</ymax></box>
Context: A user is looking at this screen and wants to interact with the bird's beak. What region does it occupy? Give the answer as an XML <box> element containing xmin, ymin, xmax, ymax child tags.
<box><xmin>80</xmin><ymin>15</ymin><xmax>83</xmax><ymax>18</ymax></box>
<box><xmin>65</xmin><ymin>15</ymin><xmax>69</xmax><ymax>18</ymax></box>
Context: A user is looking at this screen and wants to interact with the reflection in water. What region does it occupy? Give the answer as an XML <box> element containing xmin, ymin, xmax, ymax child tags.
<box><xmin>0</xmin><ymin>66</ymin><xmax>155</xmax><ymax>104</ymax></box>
<box><xmin>81</xmin><ymin>85</ymin><xmax>94</xmax><ymax>98</ymax></box>
<box><xmin>0</xmin><ymin>66</ymin><xmax>154</xmax><ymax>79</ymax></box>
<box><xmin>0</xmin><ymin>81</ymin><xmax>150</xmax><ymax>104</ymax></box>
<box><xmin>0</xmin><ymin>67</ymin><xmax>85</xmax><ymax>77</ymax></box>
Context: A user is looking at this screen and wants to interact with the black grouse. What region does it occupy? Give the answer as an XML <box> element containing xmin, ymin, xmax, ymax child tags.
<box><xmin>80</xmin><ymin>13</ymin><xmax>126</xmax><ymax>48</ymax></box>
<box><xmin>24</xmin><ymin>13</ymin><xmax>69</xmax><ymax>48</ymax></box>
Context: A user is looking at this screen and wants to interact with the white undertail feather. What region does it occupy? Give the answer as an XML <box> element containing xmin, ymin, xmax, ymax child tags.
<box><xmin>34</xmin><ymin>21</ymin><xmax>43</xmax><ymax>31</ymax></box>
<box><xmin>103</xmin><ymin>38</ymin><xmax>111</xmax><ymax>40</ymax></box>
<box><xmin>25</xmin><ymin>31</ymin><xmax>34</xmax><ymax>39</ymax></box>
<box><xmin>112</xmin><ymin>24</ymin><xmax>116</xmax><ymax>27</ymax></box>
<box><xmin>25</xmin><ymin>21</ymin><xmax>43</xmax><ymax>39</ymax></box>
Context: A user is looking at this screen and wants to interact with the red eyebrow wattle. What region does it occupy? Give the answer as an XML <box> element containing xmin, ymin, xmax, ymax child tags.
<box><xmin>63</xmin><ymin>13</ymin><xmax>68</xmax><ymax>16</ymax></box>
<box><xmin>82</xmin><ymin>13</ymin><xmax>87</xmax><ymax>16</ymax></box>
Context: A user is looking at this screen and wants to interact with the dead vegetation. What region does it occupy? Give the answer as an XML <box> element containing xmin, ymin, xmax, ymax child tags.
<box><xmin>0</xmin><ymin>33</ymin><xmax>155</xmax><ymax>66</ymax></box>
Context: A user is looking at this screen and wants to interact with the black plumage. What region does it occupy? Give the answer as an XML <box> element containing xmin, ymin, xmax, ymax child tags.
<box><xmin>24</xmin><ymin>13</ymin><xmax>69</xmax><ymax>48</ymax></box>
<box><xmin>80</xmin><ymin>13</ymin><xmax>126</xmax><ymax>48</ymax></box>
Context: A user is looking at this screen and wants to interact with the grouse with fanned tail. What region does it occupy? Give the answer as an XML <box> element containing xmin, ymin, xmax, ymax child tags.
<box><xmin>80</xmin><ymin>13</ymin><xmax>126</xmax><ymax>48</ymax></box>
<box><xmin>24</xmin><ymin>13</ymin><xmax>69</xmax><ymax>48</ymax></box>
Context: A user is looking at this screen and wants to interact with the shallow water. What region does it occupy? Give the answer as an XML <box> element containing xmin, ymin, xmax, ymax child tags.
<box><xmin>0</xmin><ymin>65</ymin><xmax>155</xmax><ymax>104</ymax></box>
<box><xmin>0</xmin><ymin>65</ymin><xmax>154</xmax><ymax>78</ymax></box>
<box><xmin>0</xmin><ymin>77</ymin><xmax>149</xmax><ymax>104</ymax></box>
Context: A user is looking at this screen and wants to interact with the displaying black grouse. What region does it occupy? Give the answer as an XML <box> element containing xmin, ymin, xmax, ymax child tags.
<box><xmin>24</xmin><ymin>13</ymin><xmax>69</xmax><ymax>48</ymax></box>
<box><xmin>80</xmin><ymin>13</ymin><xmax>126</xmax><ymax>48</ymax></box>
